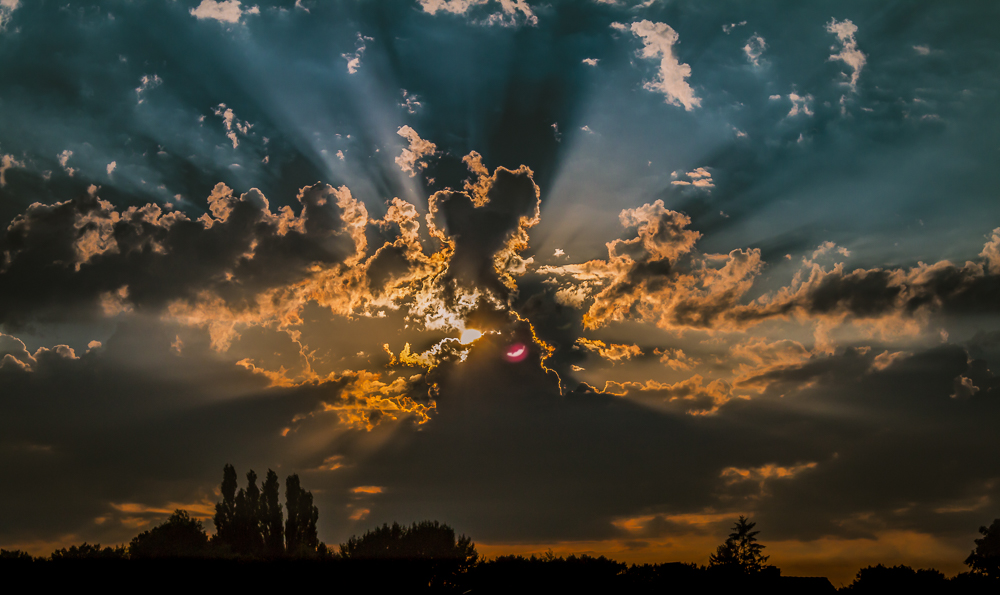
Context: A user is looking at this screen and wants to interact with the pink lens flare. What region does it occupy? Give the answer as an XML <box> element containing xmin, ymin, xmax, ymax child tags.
<box><xmin>504</xmin><ymin>342</ymin><xmax>528</xmax><ymax>362</ymax></box>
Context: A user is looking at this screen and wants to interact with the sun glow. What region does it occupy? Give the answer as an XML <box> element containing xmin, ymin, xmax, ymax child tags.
<box><xmin>459</xmin><ymin>329</ymin><xmax>483</xmax><ymax>345</ymax></box>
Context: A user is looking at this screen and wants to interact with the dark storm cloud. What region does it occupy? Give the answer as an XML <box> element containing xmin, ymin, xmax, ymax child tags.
<box><xmin>0</xmin><ymin>182</ymin><xmax>357</xmax><ymax>327</ymax></box>
<box><xmin>542</xmin><ymin>202</ymin><xmax>1000</xmax><ymax>335</ymax></box>
<box><xmin>430</xmin><ymin>162</ymin><xmax>540</xmax><ymax>299</ymax></box>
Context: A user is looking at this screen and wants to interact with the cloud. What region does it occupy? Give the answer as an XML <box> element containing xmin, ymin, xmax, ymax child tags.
<box><xmin>979</xmin><ymin>228</ymin><xmax>1000</xmax><ymax>274</ymax></box>
<box><xmin>189</xmin><ymin>0</ymin><xmax>257</xmax><ymax>24</ymax></box>
<box><xmin>787</xmin><ymin>92</ymin><xmax>814</xmax><ymax>117</ymax></box>
<box><xmin>826</xmin><ymin>18</ymin><xmax>866</xmax><ymax>92</ymax></box>
<box><xmin>582</xmin><ymin>58</ymin><xmax>599</xmax><ymax>66</ymax></box>
<box><xmin>0</xmin><ymin>152</ymin><xmax>25</xmax><ymax>186</ymax></box>
<box><xmin>0</xmin><ymin>182</ymin><xmax>365</xmax><ymax>333</ymax></box>
<box><xmin>603</xmin><ymin>374</ymin><xmax>732</xmax><ymax>414</ymax></box>
<box><xmin>342</xmin><ymin>33</ymin><xmax>373</xmax><ymax>75</ymax></box>
<box><xmin>395</xmin><ymin>126</ymin><xmax>437</xmax><ymax>177</ymax></box>
<box><xmin>0</xmin><ymin>0</ymin><xmax>18</xmax><ymax>32</ymax></box>
<box><xmin>624</xmin><ymin>20</ymin><xmax>700</xmax><ymax>111</ymax></box>
<box><xmin>670</xmin><ymin>167</ymin><xmax>714</xmax><ymax>188</ymax></box>
<box><xmin>212</xmin><ymin>103</ymin><xmax>253</xmax><ymax>149</ymax></box>
<box><xmin>541</xmin><ymin>204</ymin><xmax>1000</xmax><ymax>341</ymax></box>
<box><xmin>576</xmin><ymin>338</ymin><xmax>642</xmax><ymax>363</ymax></box>
<box><xmin>417</xmin><ymin>0</ymin><xmax>537</xmax><ymax>26</ymax></box>
<box><xmin>106</xmin><ymin>161</ymin><xmax>116</xmax><ymax>176</ymax></box>
<box><xmin>913</xmin><ymin>44</ymin><xmax>931</xmax><ymax>56</ymax></box>
<box><xmin>57</xmin><ymin>150</ymin><xmax>75</xmax><ymax>177</ymax></box>
<box><xmin>400</xmin><ymin>89</ymin><xmax>422</xmax><ymax>114</ymax></box>
<box><xmin>655</xmin><ymin>348</ymin><xmax>701</xmax><ymax>371</ymax></box>
<box><xmin>541</xmin><ymin>200</ymin><xmax>764</xmax><ymax>332</ymax></box>
<box><xmin>743</xmin><ymin>33</ymin><xmax>766</xmax><ymax>66</ymax></box>
<box><xmin>135</xmin><ymin>74</ymin><xmax>162</xmax><ymax>104</ymax></box>
<box><xmin>722</xmin><ymin>21</ymin><xmax>746</xmax><ymax>34</ymax></box>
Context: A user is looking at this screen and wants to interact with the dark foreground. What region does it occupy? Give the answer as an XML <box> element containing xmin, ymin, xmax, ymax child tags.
<box><xmin>2</xmin><ymin>558</ymin><xmax>997</xmax><ymax>593</ymax></box>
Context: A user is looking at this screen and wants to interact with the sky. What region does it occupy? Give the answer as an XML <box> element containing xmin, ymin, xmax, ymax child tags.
<box><xmin>1</xmin><ymin>0</ymin><xmax>999</xmax><ymax>584</ymax></box>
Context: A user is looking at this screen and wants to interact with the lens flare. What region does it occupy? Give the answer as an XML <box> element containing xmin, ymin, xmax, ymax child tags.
<box><xmin>504</xmin><ymin>342</ymin><xmax>528</xmax><ymax>362</ymax></box>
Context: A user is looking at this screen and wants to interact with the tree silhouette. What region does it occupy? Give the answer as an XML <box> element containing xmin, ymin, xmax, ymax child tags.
<box><xmin>51</xmin><ymin>543</ymin><xmax>127</xmax><ymax>560</ymax></box>
<box><xmin>284</xmin><ymin>473</ymin><xmax>319</xmax><ymax>556</ymax></box>
<box><xmin>965</xmin><ymin>518</ymin><xmax>1000</xmax><ymax>578</ymax></box>
<box><xmin>129</xmin><ymin>510</ymin><xmax>209</xmax><ymax>559</ymax></box>
<box><xmin>231</xmin><ymin>469</ymin><xmax>264</xmax><ymax>555</ymax></box>
<box><xmin>708</xmin><ymin>516</ymin><xmax>769</xmax><ymax>574</ymax></box>
<box><xmin>261</xmin><ymin>469</ymin><xmax>284</xmax><ymax>556</ymax></box>
<box><xmin>213</xmin><ymin>463</ymin><xmax>238</xmax><ymax>547</ymax></box>
<box><xmin>340</xmin><ymin>520</ymin><xmax>478</xmax><ymax>569</ymax></box>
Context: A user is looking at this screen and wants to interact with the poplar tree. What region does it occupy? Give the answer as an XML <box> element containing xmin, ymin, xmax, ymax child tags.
<box><xmin>261</xmin><ymin>469</ymin><xmax>284</xmax><ymax>556</ymax></box>
<box><xmin>232</xmin><ymin>469</ymin><xmax>264</xmax><ymax>555</ymax></box>
<box><xmin>212</xmin><ymin>464</ymin><xmax>238</xmax><ymax>545</ymax></box>
<box><xmin>285</xmin><ymin>474</ymin><xmax>319</xmax><ymax>556</ymax></box>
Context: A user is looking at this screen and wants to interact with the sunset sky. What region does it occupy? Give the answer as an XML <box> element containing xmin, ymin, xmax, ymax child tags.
<box><xmin>2</xmin><ymin>0</ymin><xmax>999</xmax><ymax>584</ymax></box>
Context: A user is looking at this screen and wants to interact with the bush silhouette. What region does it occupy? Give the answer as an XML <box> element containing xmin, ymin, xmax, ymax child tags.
<box><xmin>129</xmin><ymin>510</ymin><xmax>209</xmax><ymax>559</ymax></box>
<box><xmin>50</xmin><ymin>543</ymin><xmax>127</xmax><ymax>560</ymax></box>
<box><xmin>842</xmin><ymin>564</ymin><xmax>946</xmax><ymax>592</ymax></box>
<box><xmin>340</xmin><ymin>520</ymin><xmax>477</xmax><ymax>567</ymax></box>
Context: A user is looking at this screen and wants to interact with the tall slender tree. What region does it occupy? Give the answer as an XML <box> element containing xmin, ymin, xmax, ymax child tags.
<box><xmin>232</xmin><ymin>469</ymin><xmax>264</xmax><ymax>555</ymax></box>
<box><xmin>212</xmin><ymin>464</ymin><xmax>238</xmax><ymax>546</ymax></box>
<box><xmin>261</xmin><ymin>469</ymin><xmax>284</xmax><ymax>556</ymax></box>
<box><xmin>285</xmin><ymin>474</ymin><xmax>319</xmax><ymax>556</ymax></box>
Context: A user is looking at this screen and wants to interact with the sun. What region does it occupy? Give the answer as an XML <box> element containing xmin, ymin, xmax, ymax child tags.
<box><xmin>459</xmin><ymin>329</ymin><xmax>484</xmax><ymax>345</ymax></box>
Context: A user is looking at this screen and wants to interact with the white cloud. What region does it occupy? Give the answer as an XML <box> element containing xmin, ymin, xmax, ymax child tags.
<box><xmin>787</xmin><ymin>92</ymin><xmax>814</xmax><ymax>117</ymax></box>
<box><xmin>417</xmin><ymin>0</ymin><xmax>537</xmax><ymax>26</ymax></box>
<box><xmin>395</xmin><ymin>126</ymin><xmax>437</xmax><ymax>176</ymax></box>
<box><xmin>343</xmin><ymin>33</ymin><xmax>373</xmax><ymax>74</ymax></box>
<box><xmin>0</xmin><ymin>0</ymin><xmax>20</xmax><ymax>32</ymax></box>
<box><xmin>582</xmin><ymin>58</ymin><xmax>599</xmax><ymax>66</ymax></box>
<box><xmin>337</xmin><ymin>150</ymin><xmax>345</xmax><ymax>161</ymax></box>
<box><xmin>722</xmin><ymin>20</ymin><xmax>746</xmax><ymax>34</ymax></box>
<box><xmin>212</xmin><ymin>103</ymin><xmax>253</xmax><ymax>148</ymax></box>
<box><xmin>189</xmin><ymin>0</ymin><xmax>258</xmax><ymax>24</ymax></box>
<box><xmin>826</xmin><ymin>18</ymin><xmax>866</xmax><ymax>92</ymax></box>
<box><xmin>135</xmin><ymin>74</ymin><xmax>162</xmax><ymax>104</ymax></box>
<box><xmin>743</xmin><ymin>33</ymin><xmax>766</xmax><ymax>66</ymax></box>
<box><xmin>401</xmin><ymin>89</ymin><xmax>422</xmax><ymax>114</ymax></box>
<box><xmin>913</xmin><ymin>44</ymin><xmax>930</xmax><ymax>56</ymax></box>
<box><xmin>626</xmin><ymin>20</ymin><xmax>700</xmax><ymax>111</ymax></box>
<box><xmin>671</xmin><ymin>167</ymin><xmax>714</xmax><ymax>189</ymax></box>
<box><xmin>553</xmin><ymin>248</ymin><xmax>565</xmax><ymax>257</ymax></box>
<box><xmin>593</xmin><ymin>0</ymin><xmax>619</xmax><ymax>4</ymax></box>
<box><xmin>294</xmin><ymin>0</ymin><xmax>310</xmax><ymax>12</ymax></box>
<box><xmin>768</xmin><ymin>94</ymin><xmax>781</xmax><ymax>100</ymax></box>
<box><xmin>551</xmin><ymin>122</ymin><xmax>562</xmax><ymax>142</ymax></box>
<box><xmin>57</xmin><ymin>150</ymin><xmax>75</xmax><ymax>177</ymax></box>
<box><xmin>0</xmin><ymin>151</ymin><xmax>25</xmax><ymax>187</ymax></box>
<box><xmin>610</xmin><ymin>21</ymin><xmax>627</xmax><ymax>31</ymax></box>
<box><xmin>580</xmin><ymin>125</ymin><xmax>594</xmax><ymax>133</ymax></box>
<box><xmin>107</xmin><ymin>161</ymin><xmax>116</xmax><ymax>176</ymax></box>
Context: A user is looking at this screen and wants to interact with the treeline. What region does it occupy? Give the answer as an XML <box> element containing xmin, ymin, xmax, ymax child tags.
<box><xmin>1</xmin><ymin>466</ymin><xmax>998</xmax><ymax>593</ymax></box>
